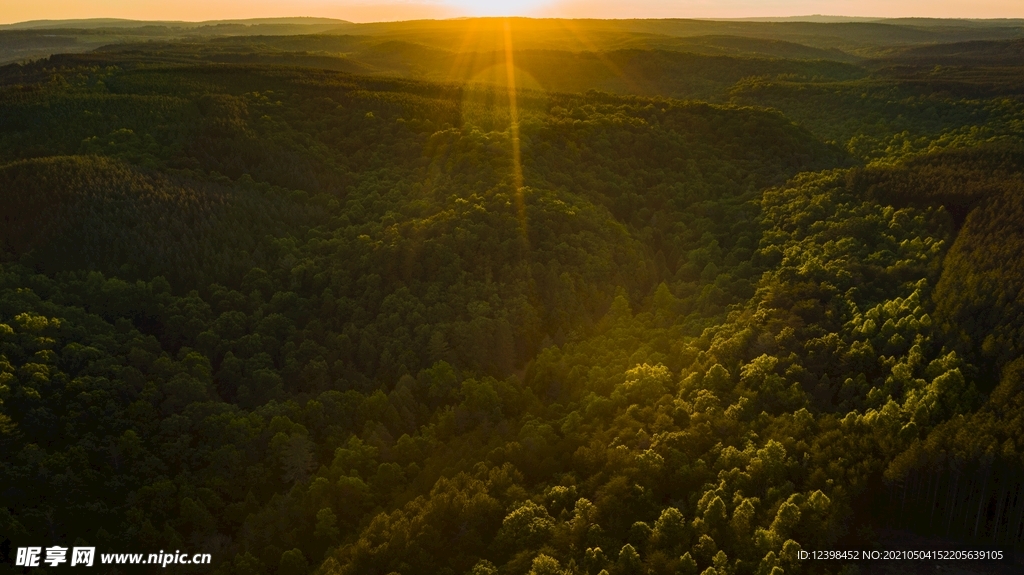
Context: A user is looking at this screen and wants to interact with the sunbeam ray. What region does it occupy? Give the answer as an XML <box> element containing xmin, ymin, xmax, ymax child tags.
<box><xmin>444</xmin><ymin>19</ymin><xmax>481</xmax><ymax>82</ymax></box>
<box><xmin>503</xmin><ymin>19</ymin><xmax>528</xmax><ymax>243</ymax></box>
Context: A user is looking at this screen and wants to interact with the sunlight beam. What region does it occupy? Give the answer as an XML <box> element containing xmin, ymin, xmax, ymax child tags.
<box><xmin>503</xmin><ymin>19</ymin><xmax>527</xmax><ymax>240</ymax></box>
<box><xmin>445</xmin><ymin>19</ymin><xmax>480</xmax><ymax>82</ymax></box>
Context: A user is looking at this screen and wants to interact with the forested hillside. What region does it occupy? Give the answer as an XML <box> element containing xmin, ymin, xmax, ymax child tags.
<box><xmin>2</xmin><ymin>16</ymin><xmax>1024</xmax><ymax>575</ymax></box>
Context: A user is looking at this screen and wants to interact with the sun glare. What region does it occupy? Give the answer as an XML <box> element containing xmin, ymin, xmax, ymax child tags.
<box><xmin>447</xmin><ymin>0</ymin><xmax>551</xmax><ymax>17</ymax></box>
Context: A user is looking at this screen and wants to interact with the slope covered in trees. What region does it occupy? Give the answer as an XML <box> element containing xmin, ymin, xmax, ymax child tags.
<box><xmin>0</xmin><ymin>155</ymin><xmax>326</xmax><ymax>287</ymax></box>
<box><xmin>934</xmin><ymin>177</ymin><xmax>1024</xmax><ymax>371</ymax></box>
<box><xmin>3</xmin><ymin>17</ymin><xmax>1024</xmax><ymax>575</ymax></box>
<box><xmin>81</xmin><ymin>35</ymin><xmax>866</xmax><ymax>102</ymax></box>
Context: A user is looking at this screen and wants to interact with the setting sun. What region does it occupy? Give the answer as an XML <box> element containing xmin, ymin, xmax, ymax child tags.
<box><xmin>446</xmin><ymin>0</ymin><xmax>552</xmax><ymax>17</ymax></box>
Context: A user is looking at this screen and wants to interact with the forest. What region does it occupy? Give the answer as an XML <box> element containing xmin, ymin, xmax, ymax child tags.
<box><xmin>2</xmin><ymin>14</ymin><xmax>1024</xmax><ymax>575</ymax></box>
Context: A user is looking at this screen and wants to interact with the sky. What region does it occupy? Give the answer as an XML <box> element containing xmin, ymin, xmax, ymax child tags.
<box><xmin>3</xmin><ymin>0</ymin><xmax>1024</xmax><ymax>25</ymax></box>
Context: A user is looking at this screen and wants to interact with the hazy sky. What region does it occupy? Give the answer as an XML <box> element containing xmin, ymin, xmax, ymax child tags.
<box><xmin>3</xmin><ymin>0</ymin><xmax>1024</xmax><ymax>25</ymax></box>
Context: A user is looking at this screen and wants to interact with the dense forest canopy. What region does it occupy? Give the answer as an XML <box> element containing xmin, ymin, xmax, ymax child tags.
<box><xmin>3</xmin><ymin>15</ymin><xmax>1024</xmax><ymax>575</ymax></box>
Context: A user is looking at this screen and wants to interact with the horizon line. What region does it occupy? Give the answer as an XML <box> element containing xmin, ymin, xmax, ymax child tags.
<box><xmin>5</xmin><ymin>14</ymin><xmax>1024</xmax><ymax>28</ymax></box>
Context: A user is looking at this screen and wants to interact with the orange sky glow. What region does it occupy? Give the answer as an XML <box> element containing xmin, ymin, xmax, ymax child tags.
<box><xmin>3</xmin><ymin>0</ymin><xmax>1024</xmax><ymax>25</ymax></box>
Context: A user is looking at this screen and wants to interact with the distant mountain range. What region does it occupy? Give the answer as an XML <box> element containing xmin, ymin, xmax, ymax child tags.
<box><xmin>4</xmin><ymin>15</ymin><xmax>1024</xmax><ymax>30</ymax></box>
<box><xmin>3</xmin><ymin>15</ymin><xmax>1024</xmax><ymax>67</ymax></box>
<box><xmin>0</xmin><ymin>17</ymin><xmax>353</xmax><ymax>30</ymax></box>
